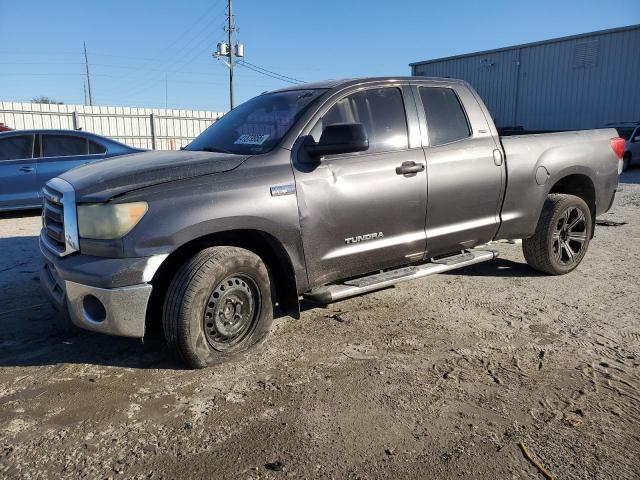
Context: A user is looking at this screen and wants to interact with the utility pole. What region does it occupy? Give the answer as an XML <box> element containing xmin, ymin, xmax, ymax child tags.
<box><xmin>83</xmin><ymin>42</ymin><xmax>94</xmax><ymax>106</ymax></box>
<box><xmin>213</xmin><ymin>0</ymin><xmax>243</xmax><ymax>110</ymax></box>
<box><xmin>227</xmin><ymin>0</ymin><xmax>234</xmax><ymax>110</ymax></box>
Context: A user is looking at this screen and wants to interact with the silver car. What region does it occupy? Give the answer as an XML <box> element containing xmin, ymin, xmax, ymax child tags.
<box><xmin>0</xmin><ymin>129</ymin><xmax>142</xmax><ymax>211</ymax></box>
<box><xmin>606</xmin><ymin>122</ymin><xmax>640</xmax><ymax>170</ymax></box>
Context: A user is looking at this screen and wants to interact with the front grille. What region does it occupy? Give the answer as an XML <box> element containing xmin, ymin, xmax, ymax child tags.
<box><xmin>40</xmin><ymin>178</ymin><xmax>79</xmax><ymax>257</ymax></box>
<box><xmin>43</xmin><ymin>185</ymin><xmax>66</xmax><ymax>253</ymax></box>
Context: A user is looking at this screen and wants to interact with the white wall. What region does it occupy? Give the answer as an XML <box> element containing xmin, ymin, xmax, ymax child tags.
<box><xmin>0</xmin><ymin>102</ymin><xmax>224</xmax><ymax>150</ymax></box>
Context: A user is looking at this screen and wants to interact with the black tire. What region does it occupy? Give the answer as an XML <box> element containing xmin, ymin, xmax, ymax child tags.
<box><xmin>622</xmin><ymin>153</ymin><xmax>631</xmax><ymax>172</ymax></box>
<box><xmin>162</xmin><ymin>246</ymin><xmax>274</xmax><ymax>368</ymax></box>
<box><xmin>523</xmin><ymin>194</ymin><xmax>592</xmax><ymax>275</ymax></box>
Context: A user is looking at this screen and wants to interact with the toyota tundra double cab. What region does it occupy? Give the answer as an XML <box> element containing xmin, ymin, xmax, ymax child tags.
<box><xmin>40</xmin><ymin>77</ymin><xmax>622</xmax><ymax>368</ymax></box>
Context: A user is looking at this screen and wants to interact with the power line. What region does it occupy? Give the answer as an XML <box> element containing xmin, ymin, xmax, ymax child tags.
<box><xmin>238</xmin><ymin>59</ymin><xmax>305</xmax><ymax>84</ymax></box>
<box><xmin>237</xmin><ymin>62</ymin><xmax>297</xmax><ymax>84</ymax></box>
<box><xmin>96</xmin><ymin>0</ymin><xmax>226</xmax><ymax>94</ymax></box>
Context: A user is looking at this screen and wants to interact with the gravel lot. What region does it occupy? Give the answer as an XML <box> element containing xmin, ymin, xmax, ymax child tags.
<box><xmin>1</xmin><ymin>169</ymin><xmax>639</xmax><ymax>479</ymax></box>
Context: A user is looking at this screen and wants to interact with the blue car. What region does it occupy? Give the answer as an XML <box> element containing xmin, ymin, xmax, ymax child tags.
<box><xmin>0</xmin><ymin>129</ymin><xmax>143</xmax><ymax>211</ymax></box>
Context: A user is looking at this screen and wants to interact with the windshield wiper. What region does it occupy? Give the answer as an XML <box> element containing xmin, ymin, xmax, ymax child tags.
<box><xmin>197</xmin><ymin>146</ymin><xmax>234</xmax><ymax>154</ymax></box>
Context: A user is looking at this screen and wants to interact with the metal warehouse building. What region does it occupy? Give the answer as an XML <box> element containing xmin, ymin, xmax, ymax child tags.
<box><xmin>410</xmin><ymin>24</ymin><xmax>640</xmax><ymax>131</ymax></box>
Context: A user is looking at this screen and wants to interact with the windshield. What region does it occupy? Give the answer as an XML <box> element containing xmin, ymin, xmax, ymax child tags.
<box><xmin>186</xmin><ymin>88</ymin><xmax>327</xmax><ymax>155</ymax></box>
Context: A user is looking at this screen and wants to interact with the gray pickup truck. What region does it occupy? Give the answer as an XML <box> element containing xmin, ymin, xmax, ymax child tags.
<box><xmin>39</xmin><ymin>77</ymin><xmax>622</xmax><ymax>368</ymax></box>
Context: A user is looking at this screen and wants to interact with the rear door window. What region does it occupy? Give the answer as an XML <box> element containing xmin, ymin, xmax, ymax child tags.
<box><xmin>0</xmin><ymin>135</ymin><xmax>34</xmax><ymax>160</ymax></box>
<box><xmin>419</xmin><ymin>87</ymin><xmax>471</xmax><ymax>146</ymax></box>
<box><xmin>311</xmin><ymin>87</ymin><xmax>408</xmax><ymax>154</ymax></box>
<box><xmin>42</xmin><ymin>135</ymin><xmax>88</xmax><ymax>157</ymax></box>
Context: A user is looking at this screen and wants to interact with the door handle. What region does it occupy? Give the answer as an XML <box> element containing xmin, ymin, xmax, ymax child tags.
<box><xmin>19</xmin><ymin>166</ymin><xmax>34</xmax><ymax>173</ymax></box>
<box><xmin>493</xmin><ymin>149</ymin><xmax>503</xmax><ymax>166</ymax></box>
<box><xmin>395</xmin><ymin>161</ymin><xmax>425</xmax><ymax>175</ymax></box>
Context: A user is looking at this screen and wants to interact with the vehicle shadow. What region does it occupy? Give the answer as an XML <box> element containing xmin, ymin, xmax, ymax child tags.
<box><xmin>441</xmin><ymin>257</ymin><xmax>544</xmax><ymax>278</ymax></box>
<box><xmin>0</xmin><ymin>234</ymin><xmax>183</xmax><ymax>370</ymax></box>
<box><xmin>0</xmin><ymin>208</ymin><xmax>41</xmax><ymax>220</ymax></box>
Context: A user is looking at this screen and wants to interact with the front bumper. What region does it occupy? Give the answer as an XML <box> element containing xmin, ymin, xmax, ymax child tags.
<box><xmin>40</xmin><ymin>261</ymin><xmax>152</xmax><ymax>338</ymax></box>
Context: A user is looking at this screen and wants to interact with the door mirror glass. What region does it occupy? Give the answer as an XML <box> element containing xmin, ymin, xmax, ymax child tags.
<box><xmin>305</xmin><ymin>123</ymin><xmax>369</xmax><ymax>158</ymax></box>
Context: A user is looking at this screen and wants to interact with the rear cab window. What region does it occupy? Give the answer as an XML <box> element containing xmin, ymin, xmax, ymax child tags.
<box><xmin>310</xmin><ymin>87</ymin><xmax>409</xmax><ymax>155</ymax></box>
<box><xmin>0</xmin><ymin>135</ymin><xmax>34</xmax><ymax>161</ymax></box>
<box><xmin>419</xmin><ymin>87</ymin><xmax>471</xmax><ymax>146</ymax></box>
<box><xmin>42</xmin><ymin>135</ymin><xmax>88</xmax><ymax>157</ymax></box>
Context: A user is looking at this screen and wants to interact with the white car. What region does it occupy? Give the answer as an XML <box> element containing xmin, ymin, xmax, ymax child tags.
<box><xmin>607</xmin><ymin>122</ymin><xmax>640</xmax><ymax>171</ymax></box>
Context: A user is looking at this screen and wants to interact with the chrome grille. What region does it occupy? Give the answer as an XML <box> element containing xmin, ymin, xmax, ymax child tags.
<box><xmin>40</xmin><ymin>178</ymin><xmax>79</xmax><ymax>257</ymax></box>
<box><xmin>43</xmin><ymin>185</ymin><xmax>66</xmax><ymax>252</ymax></box>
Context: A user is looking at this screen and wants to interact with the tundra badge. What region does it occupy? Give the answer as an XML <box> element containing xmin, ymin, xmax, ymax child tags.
<box><xmin>345</xmin><ymin>232</ymin><xmax>384</xmax><ymax>244</ymax></box>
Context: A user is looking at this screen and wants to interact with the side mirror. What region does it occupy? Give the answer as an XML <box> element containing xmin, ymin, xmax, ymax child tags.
<box><xmin>305</xmin><ymin>123</ymin><xmax>369</xmax><ymax>157</ymax></box>
<box><xmin>634</xmin><ymin>135</ymin><xmax>640</xmax><ymax>143</ymax></box>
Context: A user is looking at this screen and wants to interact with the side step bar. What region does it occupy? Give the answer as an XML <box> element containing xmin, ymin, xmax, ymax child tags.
<box><xmin>304</xmin><ymin>249</ymin><xmax>498</xmax><ymax>304</ymax></box>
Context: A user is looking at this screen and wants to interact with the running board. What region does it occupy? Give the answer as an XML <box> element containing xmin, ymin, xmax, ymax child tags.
<box><xmin>304</xmin><ymin>249</ymin><xmax>498</xmax><ymax>304</ymax></box>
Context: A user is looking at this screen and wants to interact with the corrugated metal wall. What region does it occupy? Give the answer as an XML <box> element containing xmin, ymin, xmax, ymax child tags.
<box><xmin>411</xmin><ymin>25</ymin><xmax>640</xmax><ymax>130</ymax></box>
<box><xmin>0</xmin><ymin>102</ymin><xmax>224</xmax><ymax>150</ymax></box>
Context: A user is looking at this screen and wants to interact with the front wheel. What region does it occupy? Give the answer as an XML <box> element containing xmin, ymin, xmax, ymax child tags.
<box><xmin>162</xmin><ymin>246</ymin><xmax>274</xmax><ymax>368</ymax></box>
<box><xmin>523</xmin><ymin>194</ymin><xmax>592</xmax><ymax>275</ymax></box>
<box><xmin>622</xmin><ymin>153</ymin><xmax>631</xmax><ymax>172</ymax></box>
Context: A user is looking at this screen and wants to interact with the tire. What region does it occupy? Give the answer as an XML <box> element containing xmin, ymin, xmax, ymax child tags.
<box><xmin>162</xmin><ymin>246</ymin><xmax>274</xmax><ymax>368</ymax></box>
<box><xmin>523</xmin><ymin>194</ymin><xmax>592</xmax><ymax>275</ymax></box>
<box><xmin>622</xmin><ymin>153</ymin><xmax>631</xmax><ymax>172</ymax></box>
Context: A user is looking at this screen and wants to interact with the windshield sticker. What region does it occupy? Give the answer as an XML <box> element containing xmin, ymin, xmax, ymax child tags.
<box><xmin>234</xmin><ymin>134</ymin><xmax>270</xmax><ymax>145</ymax></box>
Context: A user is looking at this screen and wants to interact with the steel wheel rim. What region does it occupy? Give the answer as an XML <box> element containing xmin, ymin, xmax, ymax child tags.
<box><xmin>552</xmin><ymin>206</ymin><xmax>587</xmax><ymax>266</ymax></box>
<box><xmin>203</xmin><ymin>274</ymin><xmax>260</xmax><ymax>350</ymax></box>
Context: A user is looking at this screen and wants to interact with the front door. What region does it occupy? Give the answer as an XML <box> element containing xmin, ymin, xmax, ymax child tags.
<box><xmin>0</xmin><ymin>134</ymin><xmax>39</xmax><ymax>209</ymax></box>
<box><xmin>415</xmin><ymin>85</ymin><xmax>504</xmax><ymax>256</ymax></box>
<box><xmin>293</xmin><ymin>86</ymin><xmax>428</xmax><ymax>287</ymax></box>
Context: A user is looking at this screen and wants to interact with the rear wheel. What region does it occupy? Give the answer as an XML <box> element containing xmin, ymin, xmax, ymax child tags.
<box><xmin>523</xmin><ymin>194</ymin><xmax>592</xmax><ymax>275</ymax></box>
<box><xmin>162</xmin><ymin>246</ymin><xmax>274</xmax><ymax>368</ymax></box>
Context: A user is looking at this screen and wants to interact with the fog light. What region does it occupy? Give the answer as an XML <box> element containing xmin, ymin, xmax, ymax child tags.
<box><xmin>82</xmin><ymin>294</ymin><xmax>107</xmax><ymax>323</ymax></box>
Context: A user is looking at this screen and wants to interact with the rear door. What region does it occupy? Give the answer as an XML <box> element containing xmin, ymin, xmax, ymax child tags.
<box><xmin>293</xmin><ymin>84</ymin><xmax>428</xmax><ymax>286</ymax></box>
<box><xmin>414</xmin><ymin>83</ymin><xmax>505</xmax><ymax>256</ymax></box>
<box><xmin>0</xmin><ymin>134</ymin><xmax>39</xmax><ymax>209</ymax></box>
<box><xmin>36</xmin><ymin>134</ymin><xmax>105</xmax><ymax>190</ymax></box>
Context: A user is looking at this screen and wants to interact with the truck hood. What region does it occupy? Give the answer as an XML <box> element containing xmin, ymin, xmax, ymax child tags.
<box><xmin>61</xmin><ymin>150</ymin><xmax>248</xmax><ymax>202</ymax></box>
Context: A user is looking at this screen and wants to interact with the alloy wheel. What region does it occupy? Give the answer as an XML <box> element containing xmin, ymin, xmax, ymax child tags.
<box><xmin>552</xmin><ymin>206</ymin><xmax>587</xmax><ymax>266</ymax></box>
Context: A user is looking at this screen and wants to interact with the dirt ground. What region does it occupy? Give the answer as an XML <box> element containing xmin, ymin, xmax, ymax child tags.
<box><xmin>0</xmin><ymin>170</ymin><xmax>639</xmax><ymax>480</ymax></box>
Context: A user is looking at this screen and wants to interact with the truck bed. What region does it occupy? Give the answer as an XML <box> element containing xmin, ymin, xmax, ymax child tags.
<box><xmin>496</xmin><ymin>128</ymin><xmax>620</xmax><ymax>240</ymax></box>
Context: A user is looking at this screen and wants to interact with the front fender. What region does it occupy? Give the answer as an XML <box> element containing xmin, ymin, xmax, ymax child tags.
<box><xmin>119</xmin><ymin>156</ymin><xmax>308</xmax><ymax>293</ymax></box>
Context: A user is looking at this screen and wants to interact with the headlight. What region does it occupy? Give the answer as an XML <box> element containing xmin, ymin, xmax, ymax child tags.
<box><xmin>77</xmin><ymin>202</ymin><xmax>148</xmax><ymax>240</ymax></box>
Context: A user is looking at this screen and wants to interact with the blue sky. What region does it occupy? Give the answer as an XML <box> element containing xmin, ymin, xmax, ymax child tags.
<box><xmin>0</xmin><ymin>0</ymin><xmax>638</xmax><ymax>111</ymax></box>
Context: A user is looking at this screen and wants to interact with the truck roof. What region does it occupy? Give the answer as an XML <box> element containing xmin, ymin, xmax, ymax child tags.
<box><xmin>270</xmin><ymin>76</ymin><xmax>465</xmax><ymax>93</ymax></box>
